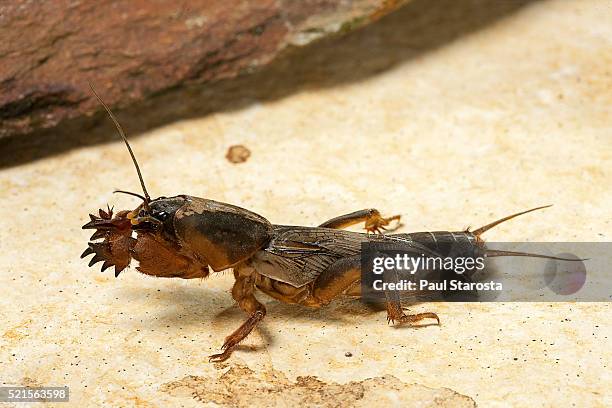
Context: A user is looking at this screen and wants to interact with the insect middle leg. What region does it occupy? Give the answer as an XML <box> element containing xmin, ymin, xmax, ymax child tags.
<box><xmin>209</xmin><ymin>266</ymin><xmax>266</xmax><ymax>362</ymax></box>
<box><xmin>319</xmin><ymin>209</ymin><xmax>401</xmax><ymax>233</ymax></box>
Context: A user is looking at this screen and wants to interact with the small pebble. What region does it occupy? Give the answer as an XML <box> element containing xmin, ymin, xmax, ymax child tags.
<box><xmin>225</xmin><ymin>144</ymin><xmax>251</xmax><ymax>164</ymax></box>
<box><xmin>345</xmin><ymin>352</ymin><xmax>353</xmax><ymax>357</ymax></box>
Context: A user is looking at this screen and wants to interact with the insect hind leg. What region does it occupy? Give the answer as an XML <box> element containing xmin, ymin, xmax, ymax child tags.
<box><xmin>319</xmin><ymin>209</ymin><xmax>401</xmax><ymax>234</ymax></box>
<box><xmin>311</xmin><ymin>257</ymin><xmax>440</xmax><ymax>326</ymax></box>
<box><xmin>311</xmin><ymin>256</ymin><xmax>362</xmax><ymax>305</ymax></box>
<box><xmin>383</xmin><ymin>268</ymin><xmax>440</xmax><ymax>326</ymax></box>
<box><xmin>385</xmin><ymin>300</ymin><xmax>440</xmax><ymax>326</ymax></box>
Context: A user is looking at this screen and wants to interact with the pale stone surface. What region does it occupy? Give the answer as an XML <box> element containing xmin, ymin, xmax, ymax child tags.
<box><xmin>1</xmin><ymin>0</ymin><xmax>611</xmax><ymax>406</ymax></box>
<box><xmin>160</xmin><ymin>365</ymin><xmax>475</xmax><ymax>407</ymax></box>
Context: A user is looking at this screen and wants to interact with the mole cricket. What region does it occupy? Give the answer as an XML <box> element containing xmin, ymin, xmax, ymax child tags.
<box><xmin>82</xmin><ymin>86</ymin><xmax>577</xmax><ymax>361</ymax></box>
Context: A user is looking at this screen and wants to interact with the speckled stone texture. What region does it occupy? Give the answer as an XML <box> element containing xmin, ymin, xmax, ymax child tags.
<box><xmin>0</xmin><ymin>0</ymin><xmax>610</xmax><ymax>407</ymax></box>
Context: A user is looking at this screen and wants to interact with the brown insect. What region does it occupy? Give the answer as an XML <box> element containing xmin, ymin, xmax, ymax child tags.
<box><xmin>82</xmin><ymin>86</ymin><xmax>577</xmax><ymax>361</ymax></box>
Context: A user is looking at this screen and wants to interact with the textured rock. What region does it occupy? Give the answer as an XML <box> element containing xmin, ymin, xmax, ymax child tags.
<box><xmin>161</xmin><ymin>365</ymin><xmax>476</xmax><ymax>407</ymax></box>
<box><xmin>0</xmin><ymin>0</ymin><xmax>408</xmax><ymax>138</ymax></box>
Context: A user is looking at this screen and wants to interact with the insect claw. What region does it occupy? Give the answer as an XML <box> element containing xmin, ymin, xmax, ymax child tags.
<box><xmin>209</xmin><ymin>351</ymin><xmax>231</xmax><ymax>362</ymax></box>
<box><xmin>88</xmin><ymin>255</ymin><xmax>104</xmax><ymax>267</ymax></box>
<box><xmin>101</xmin><ymin>261</ymin><xmax>113</xmax><ymax>272</ymax></box>
<box><xmin>99</xmin><ymin>205</ymin><xmax>114</xmax><ymax>219</ymax></box>
<box><xmin>80</xmin><ymin>246</ymin><xmax>94</xmax><ymax>258</ymax></box>
<box><xmin>114</xmin><ymin>266</ymin><xmax>125</xmax><ymax>278</ymax></box>
<box><xmin>82</xmin><ymin>219</ymin><xmax>99</xmax><ymax>229</ymax></box>
<box><xmin>90</xmin><ymin>230</ymin><xmax>106</xmax><ymax>240</ymax></box>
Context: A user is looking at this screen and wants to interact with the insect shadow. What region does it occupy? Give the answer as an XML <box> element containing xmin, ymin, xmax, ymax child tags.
<box><xmin>115</xmin><ymin>282</ymin><xmax>436</xmax><ymax>334</ymax></box>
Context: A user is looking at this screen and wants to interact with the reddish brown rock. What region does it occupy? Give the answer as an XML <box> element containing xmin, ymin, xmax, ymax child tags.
<box><xmin>0</xmin><ymin>0</ymin><xmax>409</xmax><ymax>138</ymax></box>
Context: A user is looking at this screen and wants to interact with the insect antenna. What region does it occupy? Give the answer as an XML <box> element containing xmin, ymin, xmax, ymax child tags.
<box><xmin>113</xmin><ymin>190</ymin><xmax>147</xmax><ymax>201</ymax></box>
<box><xmin>89</xmin><ymin>83</ymin><xmax>151</xmax><ymax>210</ymax></box>
<box><xmin>472</xmin><ymin>205</ymin><xmax>552</xmax><ymax>237</ymax></box>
